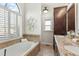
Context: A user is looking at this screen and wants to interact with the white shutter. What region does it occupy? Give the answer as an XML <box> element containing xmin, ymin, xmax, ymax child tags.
<box><xmin>0</xmin><ymin>6</ymin><xmax>20</xmax><ymax>40</ymax></box>
<box><xmin>4</xmin><ymin>9</ymin><xmax>9</xmax><ymax>35</ymax></box>
<box><xmin>0</xmin><ymin>8</ymin><xmax>8</xmax><ymax>37</ymax></box>
<box><xmin>10</xmin><ymin>12</ymin><xmax>16</xmax><ymax>35</ymax></box>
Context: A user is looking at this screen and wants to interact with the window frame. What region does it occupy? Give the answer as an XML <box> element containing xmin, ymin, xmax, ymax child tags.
<box><xmin>44</xmin><ymin>20</ymin><xmax>52</xmax><ymax>31</ymax></box>
<box><xmin>0</xmin><ymin>3</ymin><xmax>20</xmax><ymax>40</ymax></box>
<box><xmin>0</xmin><ymin>3</ymin><xmax>20</xmax><ymax>14</ymax></box>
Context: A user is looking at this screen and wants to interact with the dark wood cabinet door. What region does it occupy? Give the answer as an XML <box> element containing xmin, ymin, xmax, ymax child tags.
<box><xmin>68</xmin><ymin>4</ymin><xmax>75</xmax><ymax>31</ymax></box>
<box><xmin>54</xmin><ymin>6</ymin><xmax>67</xmax><ymax>35</ymax></box>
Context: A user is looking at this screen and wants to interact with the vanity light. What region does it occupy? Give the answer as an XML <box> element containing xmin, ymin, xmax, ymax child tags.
<box><xmin>43</xmin><ymin>7</ymin><xmax>48</xmax><ymax>13</ymax></box>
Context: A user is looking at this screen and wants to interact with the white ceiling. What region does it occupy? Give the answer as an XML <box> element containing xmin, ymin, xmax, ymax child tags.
<box><xmin>41</xmin><ymin>3</ymin><xmax>69</xmax><ymax>8</ymax></box>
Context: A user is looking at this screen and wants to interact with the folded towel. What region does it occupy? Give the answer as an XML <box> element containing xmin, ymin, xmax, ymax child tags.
<box><xmin>21</xmin><ymin>38</ymin><xmax>28</xmax><ymax>42</ymax></box>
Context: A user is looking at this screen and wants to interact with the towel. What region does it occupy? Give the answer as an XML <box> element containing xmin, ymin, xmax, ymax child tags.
<box><xmin>21</xmin><ymin>38</ymin><xmax>28</xmax><ymax>42</ymax></box>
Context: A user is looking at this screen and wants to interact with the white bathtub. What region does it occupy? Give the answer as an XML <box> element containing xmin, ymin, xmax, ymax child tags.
<box><xmin>0</xmin><ymin>41</ymin><xmax>39</xmax><ymax>56</ymax></box>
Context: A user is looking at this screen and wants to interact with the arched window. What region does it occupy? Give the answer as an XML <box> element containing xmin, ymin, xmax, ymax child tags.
<box><xmin>0</xmin><ymin>3</ymin><xmax>20</xmax><ymax>13</ymax></box>
<box><xmin>0</xmin><ymin>3</ymin><xmax>20</xmax><ymax>40</ymax></box>
<box><xmin>0</xmin><ymin>3</ymin><xmax>6</xmax><ymax>6</ymax></box>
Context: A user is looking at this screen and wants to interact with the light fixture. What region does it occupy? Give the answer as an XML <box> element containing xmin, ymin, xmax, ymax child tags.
<box><xmin>43</xmin><ymin>7</ymin><xmax>48</xmax><ymax>13</ymax></box>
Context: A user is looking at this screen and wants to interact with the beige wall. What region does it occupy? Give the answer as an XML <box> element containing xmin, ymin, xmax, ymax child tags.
<box><xmin>23</xmin><ymin>3</ymin><xmax>41</xmax><ymax>42</ymax></box>
<box><xmin>25</xmin><ymin>3</ymin><xmax>41</xmax><ymax>35</ymax></box>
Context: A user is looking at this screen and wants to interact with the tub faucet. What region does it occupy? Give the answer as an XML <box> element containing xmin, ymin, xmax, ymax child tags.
<box><xmin>4</xmin><ymin>49</ymin><xmax>6</xmax><ymax>56</ymax></box>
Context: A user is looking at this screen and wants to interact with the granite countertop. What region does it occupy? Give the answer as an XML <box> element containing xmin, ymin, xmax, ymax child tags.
<box><xmin>64</xmin><ymin>45</ymin><xmax>79</xmax><ymax>56</ymax></box>
<box><xmin>54</xmin><ymin>35</ymin><xmax>65</xmax><ymax>56</ymax></box>
<box><xmin>54</xmin><ymin>35</ymin><xmax>79</xmax><ymax>56</ymax></box>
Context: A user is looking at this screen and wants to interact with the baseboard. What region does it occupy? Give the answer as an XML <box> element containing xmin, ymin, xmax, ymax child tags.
<box><xmin>40</xmin><ymin>42</ymin><xmax>53</xmax><ymax>46</ymax></box>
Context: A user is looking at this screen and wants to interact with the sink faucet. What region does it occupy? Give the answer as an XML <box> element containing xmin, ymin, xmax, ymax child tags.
<box><xmin>4</xmin><ymin>49</ymin><xmax>6</xmax><ymax>56</ymax></box>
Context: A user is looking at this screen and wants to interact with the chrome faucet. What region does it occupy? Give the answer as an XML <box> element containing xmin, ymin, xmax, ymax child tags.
<box><xmin>4</xmin><ymin>49</ymin><xmax>6</xmax><ymax>56</ymax></box>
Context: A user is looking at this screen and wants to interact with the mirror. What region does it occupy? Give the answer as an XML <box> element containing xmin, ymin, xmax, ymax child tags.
<box><xmin>67</xmin><ymin>4</ymin><xmax>75</xmax><ymax>35</ymax></box>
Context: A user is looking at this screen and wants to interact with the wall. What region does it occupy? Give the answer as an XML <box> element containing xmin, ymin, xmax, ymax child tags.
<box><xmin>25</xmin><ymin>3</ymin><xmax>41</xmax><ymax>35</ymax></box>
<box><xmin>17</xmin><ymin>3</ymin><xmax>25</xmax><ymax>37</ymax></box>
<box><xmin>71</xmin><ymin>3</ymin><xmax>79</xmax><ymax>36</ymax></box>
<box><xmin>41</xmin><ymin>3</ymin><xmax>68</xmax><ymax>45</ymax></box>
<box><xmin>75</xmin><ymin>3</ymin><xmax>79</xmax><ymax>35</ymax></box>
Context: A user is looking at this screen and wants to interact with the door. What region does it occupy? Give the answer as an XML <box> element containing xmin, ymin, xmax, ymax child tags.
<box><xmin>54</xmin><ymin>6</ymin><xmax>67</xmax><ymax>35</ymax></box>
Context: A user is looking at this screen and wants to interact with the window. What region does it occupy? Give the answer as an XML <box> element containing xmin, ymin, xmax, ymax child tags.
<box><xmin>0</xmin><ymin>3</ymin><xmax>19</xmax><ymax>13</ymax></box>
<box><xmin>0</xmin><ymin>3</ymin><xmax>6</xmax><ymax>6</ymax></box>
<box><xmin>7</xmin><ymin>3</ymin><xmax>19</xmax><ymax>13</ymax></box>
<box><xmin>10</xmin><ymin>12</ymin><xmax>17</xmax><ymax>35</ymax></box>
<box><xmin>44</xmin><ymin>20</ymin><xmax>52</xmax><ymax>31</ymax></box>
<box><xmin>0</xmin><ymin>8</ymin><xmax>9</xmax><ymax>38</ymax></box>
<box><xmin>0</xmin><ymin>3</ymin><xmax>20</xmax><ymax>40</ymax></box>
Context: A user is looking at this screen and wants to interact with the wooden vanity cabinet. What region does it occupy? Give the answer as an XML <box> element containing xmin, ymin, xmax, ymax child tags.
<box><xmin>53</xmin><ymin>36</ymin><xmax>60</xmax><ymax>56</ymax></box>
